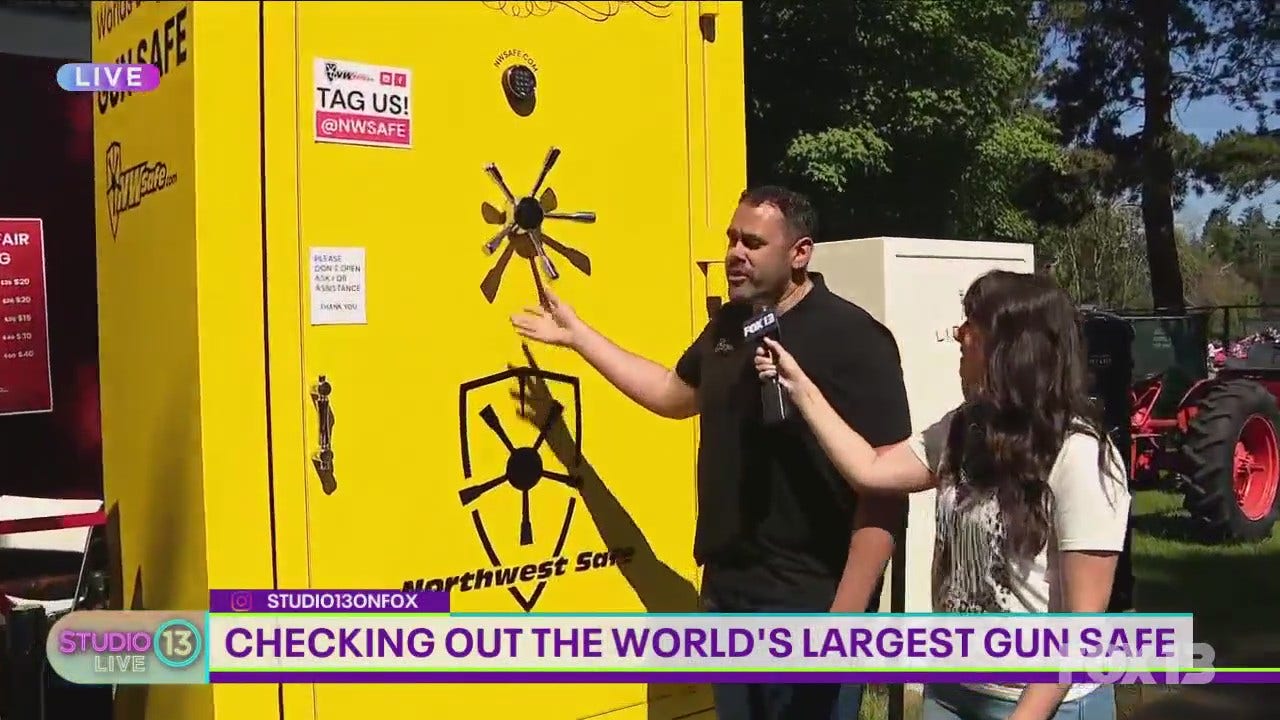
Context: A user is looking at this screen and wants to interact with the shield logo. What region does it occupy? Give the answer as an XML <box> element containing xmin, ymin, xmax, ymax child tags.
<box><xmin>458</xmin><ymin>366</ymin><xmax>583</xmax><ymax>612</ymax></box>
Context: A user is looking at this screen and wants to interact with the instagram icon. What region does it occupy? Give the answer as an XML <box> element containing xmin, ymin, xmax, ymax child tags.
<box><xmin>230</xmin><ymin>592</ymin><xmax>253</xmax><ymax>612</ymax></box>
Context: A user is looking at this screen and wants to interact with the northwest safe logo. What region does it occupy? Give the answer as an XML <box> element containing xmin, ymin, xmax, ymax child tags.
<box><xmin>105</xmin><ymin>141</ymin><xmax>178</xmax><ymax>240</ymax></box>
<box><xmin>402</xmin><ymin>366</ymin><xmax>635</xmax><ymax>612</ymax></box>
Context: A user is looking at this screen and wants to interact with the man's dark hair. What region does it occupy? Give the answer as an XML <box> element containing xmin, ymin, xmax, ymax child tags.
<box><xmin>738</xmin><ymin>185</ymin><xmax>818</xmax><ymax>243</ymax></box>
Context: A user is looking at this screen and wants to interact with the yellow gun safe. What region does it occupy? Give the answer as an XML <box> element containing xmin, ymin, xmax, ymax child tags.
<box><xmin>91</xmin><ymin>1</ymin><xmax>743</xmax><ymax>718</ymax></box>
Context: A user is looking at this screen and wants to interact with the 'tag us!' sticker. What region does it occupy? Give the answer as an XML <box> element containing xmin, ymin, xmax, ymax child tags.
<box><xmin>313</xmin><ymin>58</ymin><xmax>412</xmax><ymax>149</ymax></box>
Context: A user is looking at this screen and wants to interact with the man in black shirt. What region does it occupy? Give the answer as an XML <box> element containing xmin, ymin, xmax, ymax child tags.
<box><xmin>512</xmin><ymin>186</ymin><xmax>912</xmax><ymax>719</ymax></box>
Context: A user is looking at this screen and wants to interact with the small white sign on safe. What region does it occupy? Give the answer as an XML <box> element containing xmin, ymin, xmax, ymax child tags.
<box><xmin>310</xmin><ymin>246</ymin><xmax>367</xmax><ymax>325</ymax></box>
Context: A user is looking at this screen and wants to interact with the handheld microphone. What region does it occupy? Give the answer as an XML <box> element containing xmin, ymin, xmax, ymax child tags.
<box><xmin>742</xmin><ymin>307</ymin><xmax>792</xmax><ymax>426</ymax></box>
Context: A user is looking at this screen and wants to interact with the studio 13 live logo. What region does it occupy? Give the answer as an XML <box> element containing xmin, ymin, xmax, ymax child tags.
<box><xmin>104</xmin><ymin>141</ymin><xmax>177</xmax><ymax>240</ymax></box>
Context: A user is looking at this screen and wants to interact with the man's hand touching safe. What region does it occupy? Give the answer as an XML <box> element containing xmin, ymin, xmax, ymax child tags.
<box><xmin>511</xmin><ymin>288</ymin><xmax>583</xmax><ymax>349</ymax></box>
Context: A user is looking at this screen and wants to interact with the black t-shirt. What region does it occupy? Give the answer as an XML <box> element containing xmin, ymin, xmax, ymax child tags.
<box><xmin>675</xmin><ymin>273</ymin><xmax>912</xmax><ymax>610</ymax></box>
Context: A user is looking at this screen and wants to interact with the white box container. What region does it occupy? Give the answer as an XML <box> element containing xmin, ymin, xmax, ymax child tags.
<box><xmin>810</xmin><ymin>237</ymin><xmax>1036</xmax><ymax>615</ymax></box>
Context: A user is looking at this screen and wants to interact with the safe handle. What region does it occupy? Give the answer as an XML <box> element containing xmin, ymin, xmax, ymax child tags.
<box><xmin>311</xmin><ymin>375</ymin><xmax>338</xmax><ymax>494</ymax></box>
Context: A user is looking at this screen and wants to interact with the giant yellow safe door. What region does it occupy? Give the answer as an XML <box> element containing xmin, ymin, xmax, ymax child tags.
<box><xmin>92</xmin><ymin>2</ymin><xmax>744</xmax><ymax>719</ymax></box>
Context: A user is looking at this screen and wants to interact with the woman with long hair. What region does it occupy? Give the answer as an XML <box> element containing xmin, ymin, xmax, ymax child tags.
<box><xmin>755</xmin><ymin>270</ymin><xmax>1129</xmax><ymax>720</ymax></box>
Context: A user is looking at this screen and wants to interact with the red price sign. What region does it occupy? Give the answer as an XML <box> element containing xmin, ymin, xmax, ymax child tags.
<box><xmin>0</xmin><ymin>218</ymin><xmax>52</xmax><ymax>415</ymax></box>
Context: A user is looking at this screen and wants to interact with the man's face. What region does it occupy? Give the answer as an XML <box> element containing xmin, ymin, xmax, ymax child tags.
<box><xmin>724</xmin><ymin>201</ymin><xmax>808</xmax><ymax>304</ymax></box>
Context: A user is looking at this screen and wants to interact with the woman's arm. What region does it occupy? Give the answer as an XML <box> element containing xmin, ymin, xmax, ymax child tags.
<box><xmin>1010</xmin><ymin>433</ymin><xmax>1129</xmax><ymax>720</ymax></box>
<box><xmin>755</xmin><ymin>337</ymin><xmax>937</xmax><ymax>493</ymax></box>
<box><xmin>1009</xmin><ymin>551</ymin><xmax>1118</xmax><ymax>720</ymax></box>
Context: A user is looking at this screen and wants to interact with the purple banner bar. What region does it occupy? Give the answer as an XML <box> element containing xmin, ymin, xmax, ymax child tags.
<box><xmin>209</xmin><ymin>590</ymin><xmax>448</xmax><ymax>614</ymax></box>
<box><xmin>208</xmin><ymin>671</ymin><xmax>1269</xmax><ymax>684</ymax></box>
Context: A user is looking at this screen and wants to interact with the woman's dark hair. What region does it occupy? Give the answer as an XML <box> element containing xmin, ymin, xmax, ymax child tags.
<box><xmin>944</xmin><ymin>270</ymin><xmax>1110</xmax><ymax>560</ymax></box>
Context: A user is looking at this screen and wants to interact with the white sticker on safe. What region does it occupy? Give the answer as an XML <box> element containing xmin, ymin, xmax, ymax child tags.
<box><xmin>310</xmin><ymin>247</ymin><xmax>366</xmax><ymax>325</ymax></box>
<box><xmin>314</xmin><ymin>58</ymin><xmax>412</xmax><ymax>149</ymax></box>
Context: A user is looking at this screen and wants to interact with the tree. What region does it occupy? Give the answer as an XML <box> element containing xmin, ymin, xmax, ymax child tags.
<box><xmin>744</xmin><ymin>0</ymin><xmax>1061</xmax><ymax>242</ymax></box>
<box><xmin>1040</xmin><ymin>204</ymin><xmax>1151</xmax><ymax>307</ymax></box>
<box><xmin>1202</xmin><ymin>204</ymin><xmax>1280</xmax><ymax>303</ymax></box>
<box><xmin>1044</xmin><ymin>0</ymin><xmax>1280</xmax><ymax>311</ymax></box>
<box><xmin>1040</xmin><ymin>202</ymin><xmax>1260</xmax><ymax>311</ymax></box>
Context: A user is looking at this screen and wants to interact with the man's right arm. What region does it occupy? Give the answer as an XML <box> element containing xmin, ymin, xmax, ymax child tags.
<box><xmin>569</xmin><ymin>320</ymin><xmax>700</xmax><ymax>420</ymax></box>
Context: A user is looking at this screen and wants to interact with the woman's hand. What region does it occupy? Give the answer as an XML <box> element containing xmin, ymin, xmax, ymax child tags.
<box><xmin>756</xmin><ymin>336</ymin><xmax>936</xmax><ymax>495</ymax></box>
<box><xmin>754</xmin><ymin>337</ymin><xmax>811</xmax><ymax>397</ymax></box>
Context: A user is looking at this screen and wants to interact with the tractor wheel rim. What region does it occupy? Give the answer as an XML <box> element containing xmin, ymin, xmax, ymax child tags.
<box><xmin>1235</xmin><ymin>413</ymin><xmax>1280</xmax><ymax>522</ymax></box>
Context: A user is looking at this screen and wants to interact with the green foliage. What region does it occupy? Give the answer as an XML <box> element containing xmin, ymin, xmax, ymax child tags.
<box><xmin>1039</xmin><ymin>203</ymin><xmax>1261</xmax><ymax>310</ymax></box>
<box><xmin>1196</xmin><ymin>129</ymin><xmax>1280</xmax><ymax>202</ymax></box>
<box><xmin>782</xmin><ymin>126</ymin><xmax>890</xmax><ymax>193</ymax></box>
<box><xmin>745</xmin><ymin>0</ymin><xmax>1060</xmax><ymax>241</ymax></box>
<box><xmin>1201</xmin><ymin>205</ymin><xmax>1280</xmax><ymax>303</ymax></box>
<box><xmin>959</xmin><ymin>112</ymin><xmax>1064</xmax><ymax>239</ymax></box>
<box><xmin>1040</xmin><ymin>205</ymin><xmax>1151</xmax><ymax>308</ymax></box>
<box><xmin>741</xmin><ymin>0</ymin><xmax>1277</xmax><ymax>310</ymax></box>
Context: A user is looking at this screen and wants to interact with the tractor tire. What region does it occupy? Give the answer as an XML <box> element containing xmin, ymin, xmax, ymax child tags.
<box><xmin>1181</xmin><ymin>379</ymin><xmax>1280</xmax><ymax>543</ymax></box>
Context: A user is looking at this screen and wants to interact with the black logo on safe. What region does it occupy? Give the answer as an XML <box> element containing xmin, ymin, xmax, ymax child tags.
<box><xmin>105</xmin><ymin>141</ymin><xmax>178</xmax><ymax>240</ymax></box>
<box><xmin>323</xmin><ymin>61</ymin><xmax>375</xmax><ymax>84</ymax></box>
<box><xmin>403</xmin><ymin>367</ymin><xmax>589</xmax><ymax>612</ymax></box>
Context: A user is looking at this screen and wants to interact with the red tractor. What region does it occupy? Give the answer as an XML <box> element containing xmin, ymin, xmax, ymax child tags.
<box><xmin>1124</xmin><ymin>311</ymin><xmax>1280</xmax><ymax>543</ymax></box>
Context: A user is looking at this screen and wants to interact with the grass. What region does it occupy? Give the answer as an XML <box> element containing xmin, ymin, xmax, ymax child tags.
<box><xmin>1112</xmin><ymin>489</ymin><xmax>1280</xmax><ymax>720</ymax></box>
<box><xmin>1127</xmin><ymin>489</ymin><xmax>1280</xmax><ymax>661</ymax></box>
<box><xmin>854</xmin><ymin>489</ymin><xmax>1280</xmax><ymax>720</ymax></box>
<box><xmin>859</xmin><ymin>685</ymin><xmax>923</xmax><ymax>720</ymax></box>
